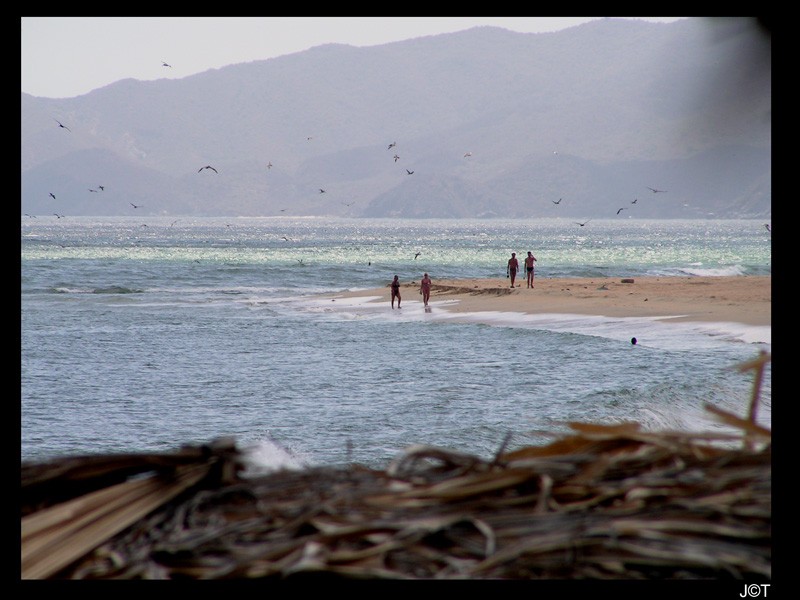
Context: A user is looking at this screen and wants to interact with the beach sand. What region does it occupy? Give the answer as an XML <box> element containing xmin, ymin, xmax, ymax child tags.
<box><xmin>338</xmin><ymin>276</ymin><xmax>771</xmax><ymax>326</ymax></box>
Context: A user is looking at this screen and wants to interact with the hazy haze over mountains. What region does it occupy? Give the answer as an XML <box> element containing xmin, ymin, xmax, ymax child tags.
<box><xmin>21</xmin><ymin>17</ymin><xmax>771</xmax><ymax>219</ymax></box>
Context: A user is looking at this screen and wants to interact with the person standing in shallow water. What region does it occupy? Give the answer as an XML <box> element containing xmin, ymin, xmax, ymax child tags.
<box><xmin>391</xmin><ymin>275</ymin><xmax>401</xmax><ymax>309</ymax></box>
<box><xmin>420</xmin><ymin>273</ymin><xmax>432</xmax><ymax>306</ymax></box>
<box><xmin>525</xmin><ymin>251</ymin><xmax>537</xmax><ymax>288</ymax></box>
<box><xmin>507</xmin><ymin>252</ymin><xmax>519</xmax><ymax>288</ymax></box>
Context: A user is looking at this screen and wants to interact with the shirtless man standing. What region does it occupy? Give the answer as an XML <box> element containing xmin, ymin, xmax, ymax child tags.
<box><xmin>507</xmin><ymin>253</ymin><xmax>519</xmax><ymax>288</ymax></box>
<box><xmin>525</xmin><ymin>251</ymin><xmax>537</xmax><ymax>288</ymax></box>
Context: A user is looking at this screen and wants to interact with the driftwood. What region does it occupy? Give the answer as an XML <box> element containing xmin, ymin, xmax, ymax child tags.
<box><xmin>20</xmin><ymin>354</ymin><xmax>771</xmax><ymax>580</ymax></box>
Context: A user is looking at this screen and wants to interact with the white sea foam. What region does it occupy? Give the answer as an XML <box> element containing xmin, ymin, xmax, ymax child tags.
<box><xmin>303</xmin><ymin>294</ymin><xmax>771</xmax><ymax>350</ymax></box>
<box><xmin>239</xmin><ymin>438</ymin><xmax>310</xmax><ymax>476</ymax></box>
<box><xmin>679</xmin><ymin>265</ymin><xmax>748</xmax><ymax>277</ymax></box>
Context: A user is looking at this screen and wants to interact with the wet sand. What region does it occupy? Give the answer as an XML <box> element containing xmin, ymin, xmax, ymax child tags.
<box><xmin>337</xmin><ymin>276</ymin><xmax>771</xmax><ymax>326</ymax></box>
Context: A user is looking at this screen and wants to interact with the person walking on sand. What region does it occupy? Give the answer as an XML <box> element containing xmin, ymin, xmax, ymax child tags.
<box><xmin>420</xmin><ymin>272</ymin><xmax>432</xmax><ymax>306</ymax></box>
<box><xmin>507</xmin><ymin>252</ymin><xmax>519</xmax><ymax>288</ymax></box>
<box><xmin>525</xmin><ymin>251</ymin><xmax>537</xmax><ymax>288</ymax></box>
<box><xmin>391</xmin><ymin>275</ymin><xmax>402</xmax><ymax>309</ymax></box>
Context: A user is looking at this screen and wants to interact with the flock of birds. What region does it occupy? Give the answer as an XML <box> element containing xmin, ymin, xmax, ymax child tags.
<box><xmin>38</xmin><ymin>106</ymin><xmax>443</xmax><ymax>218</ymax></box>
<box><xmin>35</xmin><ymin>112</ymin><xmax>229</xmax><ymax>218</ymax></box>
<box><xmin>307</xmin><ymin>139</ymin><xmax>432</xmax><ymax>209</ymax></box>
<box><xmin>548</xmin><ymin>185</ymin><xmax>669</xmax><ymax>227</ymax></box>
<box><xmin>32</xmin><ymin>114</ymin><xmax>771</xmax><ymax>236</ymax></box>
<box><xmin>31</xmin><ymin>62</ymin><xmax>768</xmax><ymax>236</ymax></box>
<box><xmin>37</xmin><ymin>62</ymin><xmax>480</xmax><ymax>221</ymax></box>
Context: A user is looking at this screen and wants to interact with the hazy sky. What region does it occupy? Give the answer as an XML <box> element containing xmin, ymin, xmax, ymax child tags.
<box><xmin>21</xmin><ymin>17</ymin><xmax>686</xmax><ymax>99</ymax></box>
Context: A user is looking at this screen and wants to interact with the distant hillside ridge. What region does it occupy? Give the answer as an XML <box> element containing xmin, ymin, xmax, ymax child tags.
<box><xmin>22</xmin><ymin>17</ymin><xmax>770</xmax><ymax>218</ymax></box>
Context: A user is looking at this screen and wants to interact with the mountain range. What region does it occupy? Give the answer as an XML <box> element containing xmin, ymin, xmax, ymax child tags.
<box><xmin>21</xmin><ymin>17</ymin><xmax>771</xmax><ymax>219</ymax></box>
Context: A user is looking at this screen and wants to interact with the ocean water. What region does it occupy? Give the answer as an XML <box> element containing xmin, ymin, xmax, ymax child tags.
<box><xmin>20</xmin><ymin>216</ymin><xmax>772</xmax><ymax>472</ymax></box>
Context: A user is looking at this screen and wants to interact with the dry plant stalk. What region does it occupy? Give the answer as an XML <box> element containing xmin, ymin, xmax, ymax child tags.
<box><xmin>21</xmin><ymin>355</ymin><xmax>770</xmax><ymax>580</ymax></box>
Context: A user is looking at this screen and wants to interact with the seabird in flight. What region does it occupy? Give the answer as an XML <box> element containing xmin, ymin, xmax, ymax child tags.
<box><xmin>49</xmin><ymin>193</ymin><xmax>56</xmax><ymax>200</ymax></box>
<box><xmin>54</xmin><ymin>119</ymin><xmax>71</xmax><ymax>132</ymax></box>
<box><xmin>616</xmin><ymin>207</ymin><xmax>626</xmax><ymax>215</ymax></box>
<box><xmin>198</xmin><ymin>165</ymin><xmax>218</xmax><ymax>173</ymax></box>
<box><xmin>464</xmin><ymin>152</ymin><xmax>472</xmax><ymax>157</ymax></box>
<box><xmin>393</xmin><ymin>154</ymin><xmax>400</xmax><ymax>162</ymax></box>
<box><xmin>414</xmin><ymin>252</ymin><xmax>421</xmax><ymax>260</ymax></box>
<box><xmin>764</xmin><ymin>224</ymin><xmax>771</xmax><ymax>233</ymax></box>
<box><xmin>631</xmin><ymin>198</ymin><xmax>638</xmax><ymax>204</ymax></box>
<box><xmin>388</xmin><ymin>142</ymin><xmax>396</xmax><ymax>150</ymax></box>
<box><xmin>406</xmin><ymin>169</ymin><xmax>414</xmax><ymax>175</ymax></box>
<box><xmin>574</xmin><ymin>220</ymin><xmax>591</xmax><ymax>227</ymax></box>
<box><xmin>53</xmin><ymin>213</ymin><xmax>64</xmax><ymax>218</ymax></box>
<box><xmin>98</xmin><ymin>185</ymin><xmax>105</xmax><ymax>191</ymax></box>
<box><xmin>130</xmin><ymin>202</ymin><xmax>141</xmax><ymax>208</ymax></box>
<box><xmin>552</xmin><ymin>198</ymin><xmax>562</xmax><ymax>204</ymax></box>
<box><xmin>319</xmin><ymin>189</ymin><xmax>326</xmax><ymax>194</ymax></box>
<box><xmin>646</xmin><ymin>187</ymin><xmax>667</xmax><ymax>193</ymax></box>
<box><xmin>162</xmin><ymin>61</ymin><xmax>172</xmax><ymax>67</ymax></box>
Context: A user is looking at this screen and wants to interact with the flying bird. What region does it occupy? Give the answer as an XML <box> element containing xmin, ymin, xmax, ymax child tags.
<box><xmin>24</xmin><ymin>214</ymin><xmax>36</xmax><ymax>218</ymax></box>
<box><xmin>406</xmin><ymin>169</ymin><xmax>414</xmax><ymax>175</ymax></box>
<box><xmin>198</xmin><ymin>165</ymin><xmax>218</xmax><ymax>173</ymax></box>
<box><xmin>631</xmin><ymin>198</ymin><xmax>638</xmax><ymax>204</ymax></box>
<box><xmin>53</xmin><ymin>213</ymin><xmax>64</xmax><ymax>218</ymax></box>
<box><xmin>464</xmin><ymin>152</ymin><xmax>472</xmax><ymax>157</ymax></box>
<box><xmin>319</xmin><ymin>189</ymin><xmax>326</xmax><ymax>194</ymax></box>
<box><xmin>646</xmin><ymin>187</ymin><xmax>667</xmax><ymax>193</ymax></box>
<box><xmin>49</xmin><ymin>193</ymin><xmax>56</xmax><ymax>200</ymax></box>
<box><xmin>393</xmin><ymin>154</ymin><xmax>400</xmax><ymax>162</ymax></box>
<box><xmin>89</xmin><ymin>188</ymin><xmax>99</xmax><ymax>192</ymax></box>
<box><xmin>574</xmin><ymin>220</ymin><xmax>591</xmax><ymax>227</ymax></box>
<box><xmin>98</xmin><ymin>185</ymin><xmax>105</xmax><ymax>191</ymax></box>
<box><xmin>387</xmin><ymin>142</ymin><xmax>396</xmax><ymax>150</ymax></box>
<box><xmin>54</xmin><ymin>119</ymin><xmax>71</xmax><ymax>132</ymax></box>
<box><xmin>616</xmin><ymin>207</ymin><xmax>626</xmax><ymax>215</ymax></box>
<box><xmin>414</xmin><ymin>252</ymin><xmax>421</xmax><ymax>260</ymax></box>
<box><xmin>266</xmin><ymin>162</ymin><xmax>273</xmax><ymax>169</ymax></box>
<box><xmin>552</xmin><ymin>198</ymin><xmax>562</xmax><ymax>204</ymax></box>
<box><xmin>764</xmin><ymin>224</ymin><xmax>771</xmax><ymax>233</ymax></box>
<box><xmin>162</xmin><ymin>61</ymin><xmax>172</xmax><ymax>67</ymax></box>
<box><xmin>130</xmin><ymin>203</ymin><xmax>140</xmax><ymax>209</ymax></box>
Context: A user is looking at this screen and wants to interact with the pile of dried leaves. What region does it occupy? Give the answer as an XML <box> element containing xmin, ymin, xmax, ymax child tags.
<box><xmin>21</xmin><ymin>354</ymin><xmax>771</xmax><ymax>580</ymax></box>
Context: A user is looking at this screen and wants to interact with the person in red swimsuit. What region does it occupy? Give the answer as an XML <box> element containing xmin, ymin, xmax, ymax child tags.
<box><xmin>420</xmin><ymin>273</ymin><xmax>432</xmax><ymax>306</ymax></box>
<box><xmin>507</xmin><ymin>253</ymin><xmax>519</xmax><ymax>288</ymax></box>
